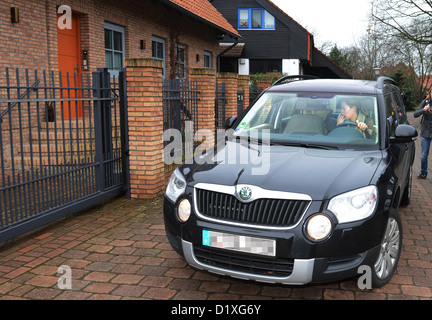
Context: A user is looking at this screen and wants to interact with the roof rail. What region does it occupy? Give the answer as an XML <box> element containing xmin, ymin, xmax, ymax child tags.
<box><xmin>377</xmin><ymin>76</ymin><xmax>396</xmax><ymax>89</ymax></box>
<box><xmin>272</xmin><ymin>75</ymin><xmax>319</xmax><ymax>86</ymax></box>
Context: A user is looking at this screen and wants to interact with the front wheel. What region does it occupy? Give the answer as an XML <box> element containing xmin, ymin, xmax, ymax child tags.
<box><xmin>371</xmin><ymin>210</ymin><xmax>402</xmax><ymax>288</ymax></box>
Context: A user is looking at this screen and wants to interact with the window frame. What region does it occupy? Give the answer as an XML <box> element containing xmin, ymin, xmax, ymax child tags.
<box><xmin>238</xmin><ymin>8</ymin><xmax>275</xmax><ymax>30</ymax></box>
<box><xmin>204</xmin><ymin>51</ymin><xmax>212</xmax><ymax>69</ymax></box>
<box><xmin>152</xmin><ymin>35</ymin><xmax>166</xmax><ymax>78</ymax></box>
<box><xmin>176</xmin><ymin>44</ymin><xmax>187</xmax><ymax>79</ymax></box>
<box><xmin>104</xmin><ymin>22</ymin><xmax>126</xmax><ymax>77</ymax></box>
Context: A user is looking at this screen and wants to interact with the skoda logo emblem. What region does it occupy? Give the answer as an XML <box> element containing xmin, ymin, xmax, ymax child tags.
<box><xmin>239</xmin><ymin>186</ymin><xmax>252</xmax><ymax>201</ymax></box>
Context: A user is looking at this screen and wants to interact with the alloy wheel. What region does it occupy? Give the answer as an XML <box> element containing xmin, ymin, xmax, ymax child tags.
<box><xmin>374</xmin><ymin>217</ymin><xmax>401</xmax><ymax>279</ymax></box>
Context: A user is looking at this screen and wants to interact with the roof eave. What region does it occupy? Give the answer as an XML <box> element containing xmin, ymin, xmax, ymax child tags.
<box><xmin>158</xmin><ymin>0</ymin><xmax>243</xmax><ymax>40</ymax></box>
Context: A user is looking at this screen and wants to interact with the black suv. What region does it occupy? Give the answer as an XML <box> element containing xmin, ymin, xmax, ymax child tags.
<box><xmin>163</xmin><ymin>76</ymin><xmax>417</xmax><ymax>287</ymax></box>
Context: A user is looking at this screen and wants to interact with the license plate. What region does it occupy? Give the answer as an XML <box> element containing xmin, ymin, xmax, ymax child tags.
<box><xmin>202</xmin><ymin>230</ymin><xmax>275</xmax><ymax>257</ymax></box>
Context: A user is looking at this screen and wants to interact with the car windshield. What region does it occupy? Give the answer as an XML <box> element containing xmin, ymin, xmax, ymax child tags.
<box><xmin>233</xmin><ymin>92</ymin><xmax>379</xmax><ymax>150</ymax></box>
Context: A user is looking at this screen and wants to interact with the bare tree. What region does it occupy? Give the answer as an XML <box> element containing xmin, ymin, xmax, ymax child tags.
<box><xmin>348</xmin><ymin>13</ymin><xmax>398</xmax><ymax>80</ymax></box>
<box><xmin>391</xmin><ymin>20</ymin><xmax>432</xmax><ymax>101</ymax></box>
<box><xmin>372</xmin><ymin>0</ymin><xmax>432</xmax><ymax>45</ymax></box>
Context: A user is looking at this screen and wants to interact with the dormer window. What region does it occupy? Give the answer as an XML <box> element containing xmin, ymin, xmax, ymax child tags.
<box><xmin>238</xmin><ymin>8</ymin><xmax>275</xmax><ymax>30</ymax></box>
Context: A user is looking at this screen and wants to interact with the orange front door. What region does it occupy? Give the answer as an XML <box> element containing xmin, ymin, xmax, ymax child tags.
<box><xmin>57</xmin><ymin>13</ymin><xmax>82</xmax><ymax>118</ymax></box>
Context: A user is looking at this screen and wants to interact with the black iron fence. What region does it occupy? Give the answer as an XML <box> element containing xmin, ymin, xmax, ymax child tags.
<box><xmin>0</xmin><ymin>67</ymin><xmax>129</xmax><ymax>242</ymax></box>
<box><xmin>237</xmin><ymin>89</ymin><xmax>244</xmax><ymax>117</ymax></box>
<box><xmin>215</xmin><ymin>82</ymin><xmax>226</xmax><ymax>129</ymax></box>
<box><xmin>163</xmin><ymin>79</ymin><xmax>199</xmax><ymax>133</ymax></box>
<box><xmin>163</xmin><ymin>79</ymin><xmax>199</xmax><ymax>164</ymax></box>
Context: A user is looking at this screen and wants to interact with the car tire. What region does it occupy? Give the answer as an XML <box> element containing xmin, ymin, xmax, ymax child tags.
<box><xmin>371</xmin><ymin>210</ymin><xmax>402</xmax><ymax>288</ymax></box>
<box><xmin>400</xmin><ymin>164</ymin><xmax>412</xmax><ymax>206</ymax></box>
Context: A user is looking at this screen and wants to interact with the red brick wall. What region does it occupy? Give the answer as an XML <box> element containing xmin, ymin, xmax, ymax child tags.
<box><xmin>0</xmin><ymin>0</ymin><xmax>221</xmax><ymax>78</ymax></box>
<box><xmin>217</xmin><ymin>72</ymin><xmax>238</xmax><ymax>119</ymax></box>
<box><xmin>190</xmin><ymin>68</ymin><xmax>216</xmax><ymax>133</ymax></box>
<box><xmin>126</xmin><ymin>58</ymin><xmax>165</xmax><ymax>199</ymax></box>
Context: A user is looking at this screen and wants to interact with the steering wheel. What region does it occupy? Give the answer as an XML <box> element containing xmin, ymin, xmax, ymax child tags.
<box><xmin>336</xmin><ymin>121</ymin><xmax>358</xmax><ymax>128</ymax></box>
<box><xmin>328</xmin><ymin>121</ymin><xmax>365</xmax><ymax>139</ymax></box>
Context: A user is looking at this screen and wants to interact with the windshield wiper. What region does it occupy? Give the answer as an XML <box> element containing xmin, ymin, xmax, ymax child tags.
<box><xmin>230</xmin><ymin>136</ymin><xmax>339</xmax><ymax>150</ymax></box>
<box><xmin>270</xmin><ymin>141</ymin><xmax>339</xmax><ymax>150</ymax></box>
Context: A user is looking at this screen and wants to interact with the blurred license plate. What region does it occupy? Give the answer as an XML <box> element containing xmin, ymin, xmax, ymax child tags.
<box><xmin>202</xmin><ymin>230</ymin><xmax>275</xmax><ymax>257</ymax></box>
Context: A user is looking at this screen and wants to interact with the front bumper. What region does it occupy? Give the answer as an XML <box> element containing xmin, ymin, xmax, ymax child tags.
<box><xmin>182</xmin><ymin>239</ymin><xmax>315</xmax><ymax>284</ymax></box>
<box><xmin>166</xmin><ymin>225</ymin><xmax>381</xmax><ymax>285</ymax></box>
<box><xmin>164</xmin><ymin>184</ymin><xmax>387</xmax><ymax>285</ymax></box>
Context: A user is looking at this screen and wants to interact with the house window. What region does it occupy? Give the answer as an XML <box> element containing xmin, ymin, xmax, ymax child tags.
<box><xmin>238</xmin><ymin>8</ymin><xmax>275</xmax><ymax>30</ymax></box>
<box><xmin>105</xmin><ymin>22</ymin><xmax>125</xmax><ymax>75</ymax></box>
<box><xmin>252</xmin><ymin>9</ymin><xmax>262</xmax><ymax>28</ymax></box>
<box><xmin>204</xmin><ymin>51</ymin><xmax>212</xmax><ymax>68</ymax></box>
<box><xmin>152</xmin><ymin>36</ymin><xmax>166</xmax><ymax>78</ymax></box>
<box><xmin>264</xmin><ymin>11</ymin><xmax>275</xmax><ymax>29</ymax></box>
<box><xmin>239</xmin><ymin>9</ymin><xmax>249</xmax><ymax>28</ymax></box>
<box><xmin>176</xmin><ymin>44</ymin><xmax>186</xmax><ymax>79</ymax></box>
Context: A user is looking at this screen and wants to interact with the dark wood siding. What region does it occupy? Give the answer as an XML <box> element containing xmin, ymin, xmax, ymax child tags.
<box><xmin>212</xmin><ymin>0</ymin><xmax>310</xmax><ymax>60</ymax></box>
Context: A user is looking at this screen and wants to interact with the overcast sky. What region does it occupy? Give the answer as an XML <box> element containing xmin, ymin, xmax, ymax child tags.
<box><xmin>271</xmin><ymin>0</ymin><xmax>372</xmax><ymax>49</ymax></box>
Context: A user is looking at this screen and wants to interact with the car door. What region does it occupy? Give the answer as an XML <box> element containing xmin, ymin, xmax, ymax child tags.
<box><xmin>392</xmin><ymin>90</ymin><xmax>414</xmax><ymax>185</ymax></box>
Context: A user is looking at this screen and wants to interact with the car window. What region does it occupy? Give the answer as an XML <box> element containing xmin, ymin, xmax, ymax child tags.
<box><xmin>385</xmin><ymin>94</ymin><xmax>397</xmax><ymax>137</ymax></box>
<box><xmin>391</xmin><ymin>91</ymin><xmax>407</xmax><ymax>124</ymax></box>
<box><xmin>234</xmin><ymin>92</ymin><xmax>379</xmax><ymax>150</ymax></box>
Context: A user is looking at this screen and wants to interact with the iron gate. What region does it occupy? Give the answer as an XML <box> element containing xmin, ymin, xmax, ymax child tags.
<box><xmin>0</xmin><ymin>67</ymin><xmax>129</xmax><ymax>243</ymax></box>
<box><xmin>162</xmin><ymin>79</ymin><xmax>199</xmax><ymax>133</ymax></box>
<box><xmin>215</xmin><ymin>82</ymin><xmax>226</xmax><ymax>129</ymax></box>
<box><xmin>237</xmin><ymin>90</ymin><xmax>244</xmax><ymax>117</ymax></box>
<box><xmin>162</xmin><ymin>79</ymin><xmax>199</xmax><ymax>162</ymax></box>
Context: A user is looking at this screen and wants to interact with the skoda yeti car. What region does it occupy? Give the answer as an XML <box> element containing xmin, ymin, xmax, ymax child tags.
<box><xmin>163</xmin><ymin>76</ymin><xmax>417</xmax><ymax>287</ymax></box>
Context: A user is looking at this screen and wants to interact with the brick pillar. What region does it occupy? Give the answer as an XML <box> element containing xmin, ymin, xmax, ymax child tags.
<box><xmin>238</xmin><ymin>75</ymin><xmax>250</xmax><ymax>112</ymax></box>
<box><xmin>190</xmin><ymin>68</ymin><xmax>216</xmax><ymax>133</ymax></box>
<box><xmin>256</xmin><ymin>78</ymin><xmax>273</xmax><ymax>90</ymax></box>
<box><xmin>125</xmin><ymin>58</ymin><xmax>165</xmax><ymax>199</ymax></box>
<box><xmin>217</xmin><ymin>72</ymin><xmax>238</xmax><ymax>118</ymax></box>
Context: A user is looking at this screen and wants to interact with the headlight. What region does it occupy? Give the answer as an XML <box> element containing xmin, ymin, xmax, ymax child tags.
<box><xmin>306</xmin><ymin>214</ymin><xmax>332</xmax><ymax>241</ymax></box>
<box><xmin>177</xmin><ymin>199</ymin><xmax>191</xmax><ymax>222</ymax></box>
<box><xmin>165</xmin><ymin>168</ymin><xmax>186</xmax><ymax>202</ymax></box>
<box><xmin>328</xmin><ymin>186</ymin><xmax>377</xmax><ymax>223</ymax></box>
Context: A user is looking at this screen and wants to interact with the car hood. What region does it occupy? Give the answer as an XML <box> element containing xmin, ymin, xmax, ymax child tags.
<box><xmin>184</xmin><ymin>140</ymin><xmax>383</xmax><ymax>200</ymax></box>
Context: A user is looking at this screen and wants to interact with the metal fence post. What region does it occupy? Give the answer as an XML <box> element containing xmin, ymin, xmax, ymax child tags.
<box><xmin>118</xmin><ymin>69</ymin><xmax>130</xmax><ymax>199</ymax></box>
<box><xmin>92</xmin><ymin>70</ymin><xmax>105</xmax><ymax>192</ymax></box>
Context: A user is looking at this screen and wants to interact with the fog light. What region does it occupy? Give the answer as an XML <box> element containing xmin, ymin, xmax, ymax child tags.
<box><xmin>177</xmin><ymin>199</ymin><xmax>191</xmax><ymax>222</ymax></box>
<box><xmin>306</xmin><ymin>214</ymin><xmax>332</xmax><ymax>241</ymax></box>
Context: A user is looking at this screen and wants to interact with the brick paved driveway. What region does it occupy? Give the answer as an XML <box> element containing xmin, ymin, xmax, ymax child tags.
<box><xmin>0</xmin><ymin>112</ymin><xmax>431</xmax><ymax>301</ymax></box>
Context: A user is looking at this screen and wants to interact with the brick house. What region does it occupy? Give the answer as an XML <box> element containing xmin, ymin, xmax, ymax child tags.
<box><xmin>1</xmin><ymin>0</ymin><xmax>240</xmax><ymax>79</ymax></box>
<box><xmin>0</xmin><ymin>1</ymin><xmax>243</xmax><ymax>188</ymax></box>
<box><xmin>0</xmin><ymin>0</ymin><xmax>248</xmax><ymax>243</ymax></box>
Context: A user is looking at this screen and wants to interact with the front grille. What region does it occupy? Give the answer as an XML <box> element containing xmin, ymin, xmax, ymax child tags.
<box><xmin>194</xmin><ymin>245</ymin><xmax>294</xmax><ymax>277</ymax></box>
<box><xmin>195</xmin><ymin>188</ymin><xmax>310</xmax><ymax>227</ymax></box>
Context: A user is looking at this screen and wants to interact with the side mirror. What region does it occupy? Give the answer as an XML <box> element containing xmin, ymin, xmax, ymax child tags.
<box><xmin>224</xmin><ymin>116</ymin><xmax>237</xmax><ymax>129</ymax></box>
<box><xmin>391</xmin><ymin>124</ymin><xmax>418</xmax><ymax>143</ymax></box>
